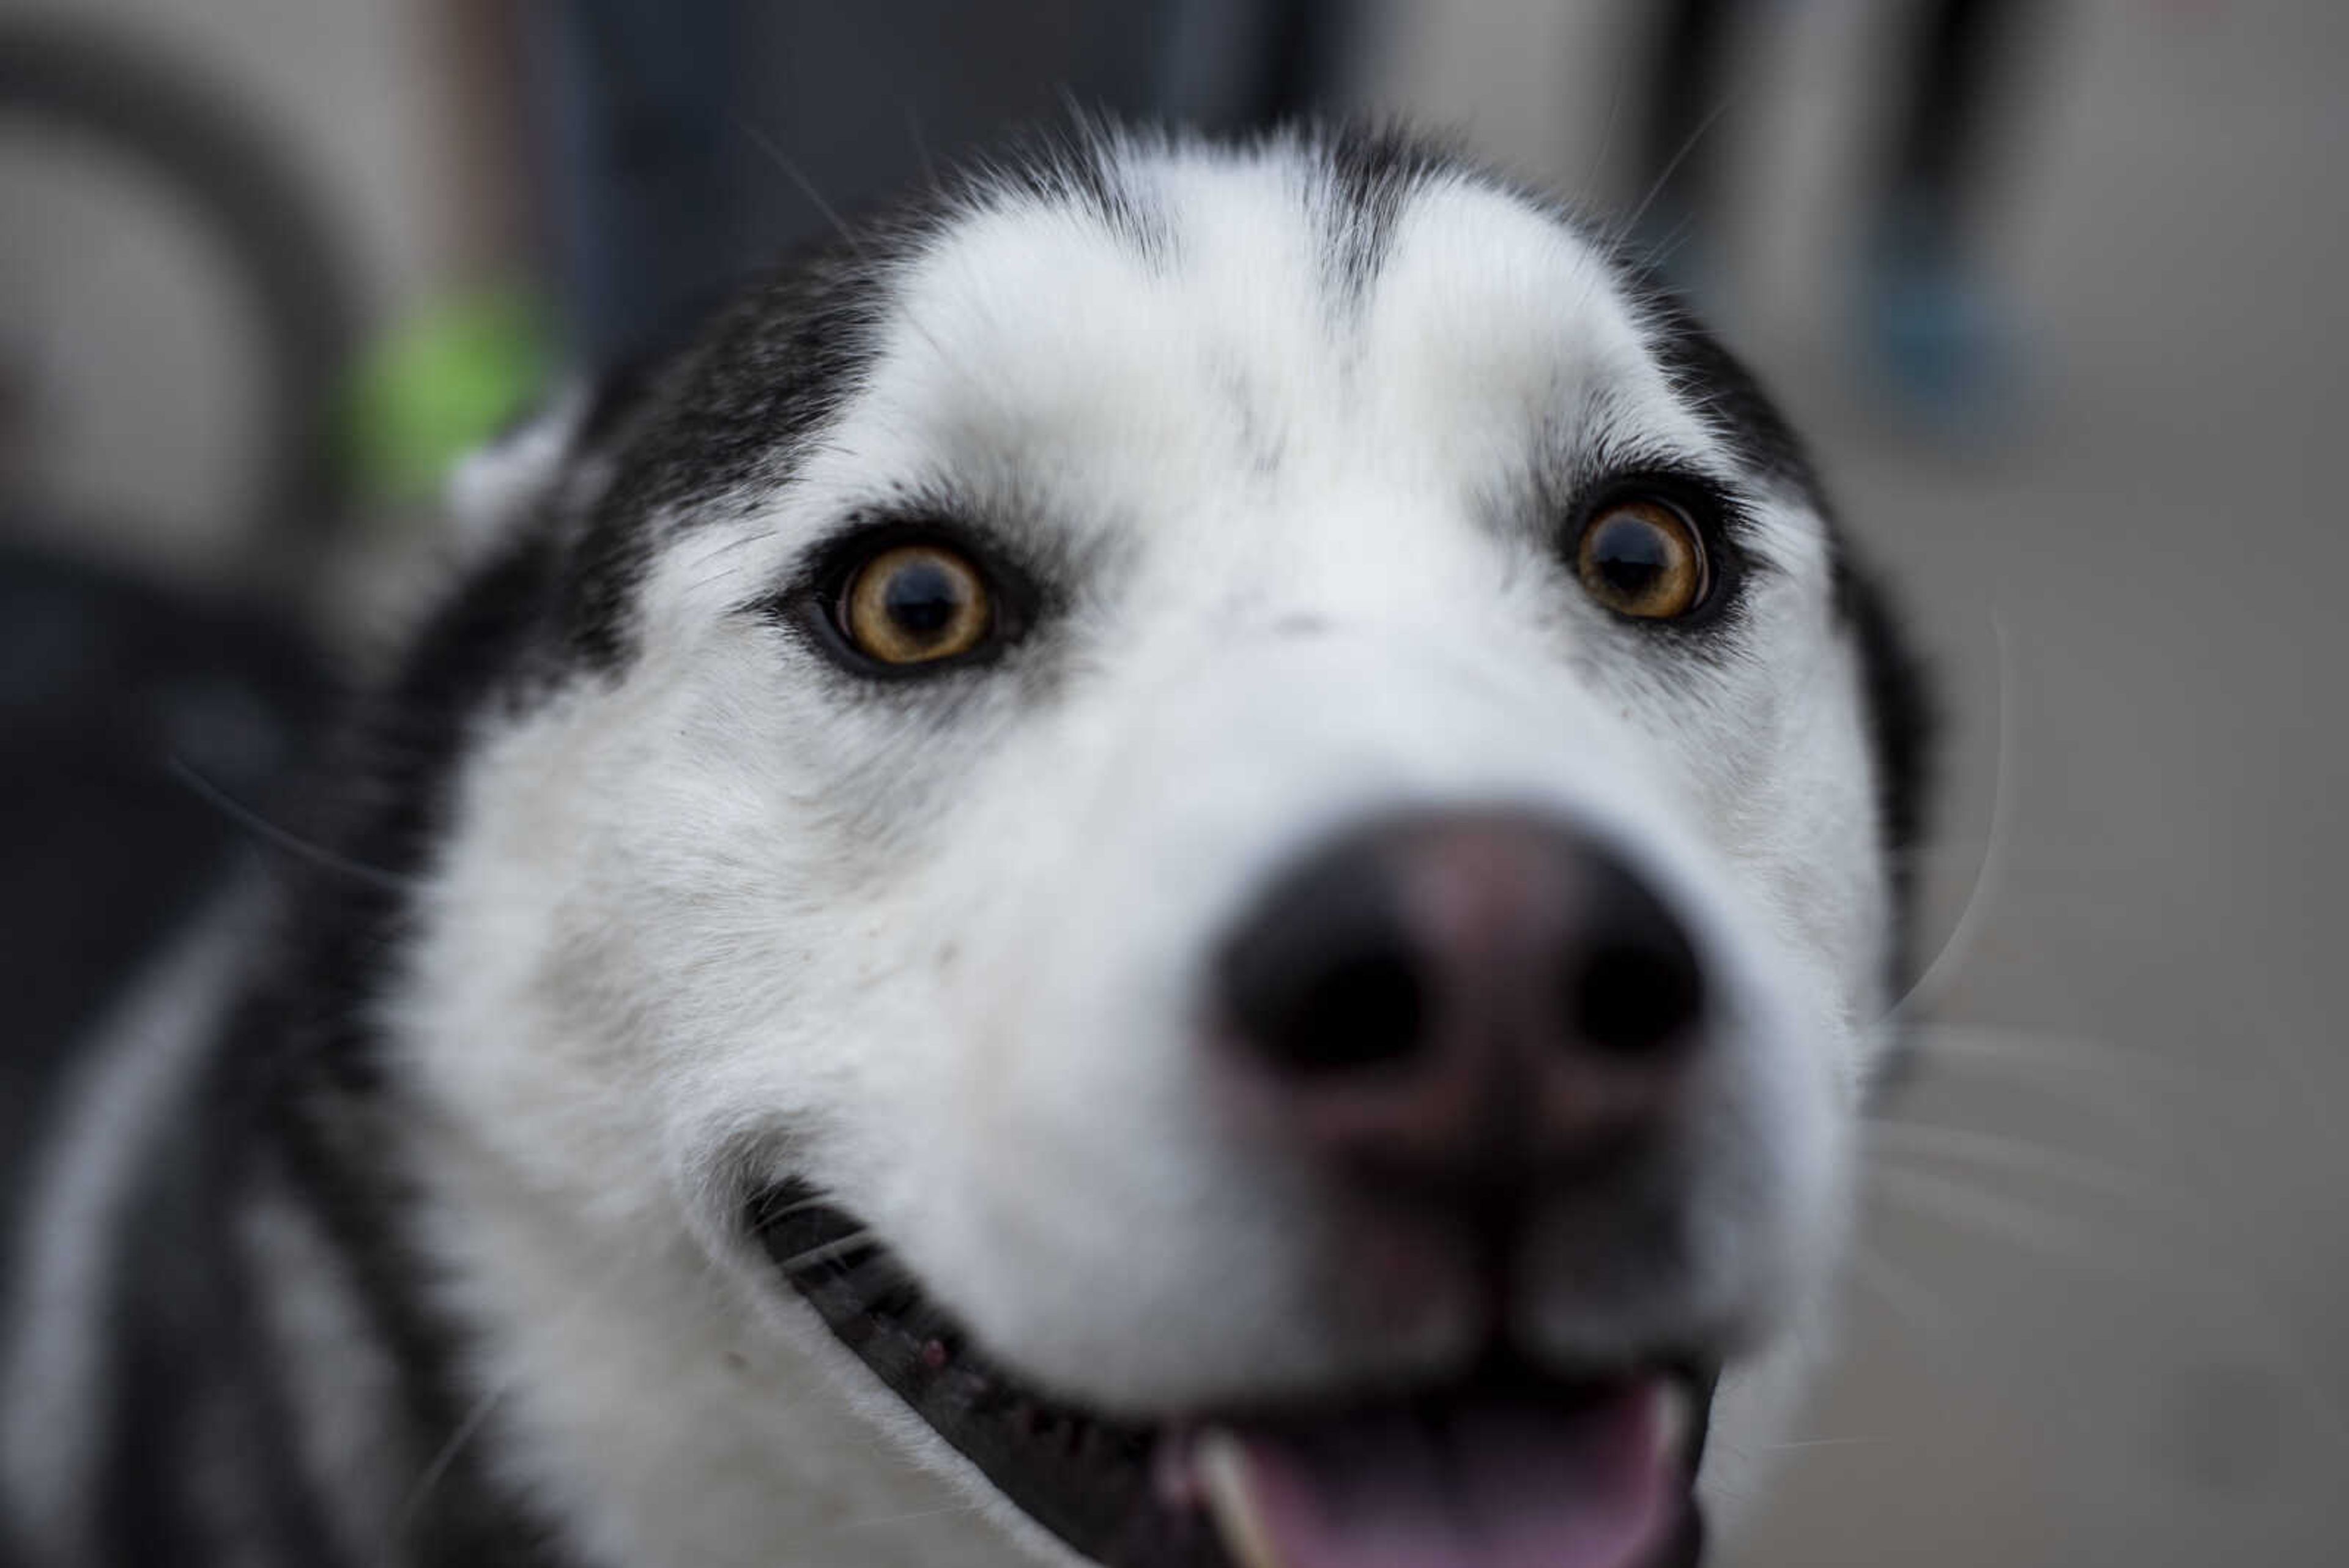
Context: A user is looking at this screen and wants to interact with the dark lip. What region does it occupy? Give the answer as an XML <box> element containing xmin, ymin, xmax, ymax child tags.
<box><xmin>749</xmin><ymin>1178</ymin><xmax>1716</xmax><ymax>1567</ymax></box>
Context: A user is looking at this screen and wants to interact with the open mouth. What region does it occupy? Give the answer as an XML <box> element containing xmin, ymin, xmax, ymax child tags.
<box><xmin>752</xmin><ymin>1181</ymin><xmax>1714</xmax><ymax>1568</ymax></box>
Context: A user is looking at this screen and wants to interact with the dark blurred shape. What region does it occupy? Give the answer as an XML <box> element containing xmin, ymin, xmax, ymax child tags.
<box><xmin>525</xmin><ymin>0</ymin><xmax>743</xmax><ymax>370</ymax></box>
<box><xmin>0</xmin><ymin>16</ymin><xmax>354</xmax><ymax>1134</ymax></box>
<box><xmin>1633</xmin><ymin>0</ymin><xmax>2030</xmax><ymax>434</ymax></box>
<box><xmin>521</xmin><ymin>0</ymin><xmax>1367</xmax><ymax>370</ymax></box>
<box><xmin>1157</xmin><ymin>0</ymin><xmax>1357</xmax><ymax>137</ymax></box>
<box><xmin>0</xmin><ymin>536</ymin><xmax>326</xmax><ymax>1159</ymax></box>
<box><xmin>1880</xmin><ymin>0</ymin><xmax>2021</xmax><ymax>236</ymax></box>
<box><xmin>1639</xmin><ymin>0</ymin><xmax>2022</xmax><ymax>245</ymax></box>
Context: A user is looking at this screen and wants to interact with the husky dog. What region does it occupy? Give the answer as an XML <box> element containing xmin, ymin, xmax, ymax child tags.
<box><xmin>2</xmin><ymin>125</ymin><xmax>1928</xmax><ymax>1568</ymax></box>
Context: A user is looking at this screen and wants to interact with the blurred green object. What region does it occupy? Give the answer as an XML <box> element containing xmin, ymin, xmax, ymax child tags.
<box><xmin>347</xmin><ymin>289</ymin><xmax>553</xmax><ymax>505</ymax></box>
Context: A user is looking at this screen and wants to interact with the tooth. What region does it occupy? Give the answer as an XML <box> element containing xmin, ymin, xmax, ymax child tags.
<box><xmin>1195</xmin><ymin>1429</ymin><xmax>1288</xmax><ymax>1568</ymax></box>
<box><xmin>1654</xmin><ymin>1381</ymin><xmax>1694</xmax><ymax>1470</ymax></box>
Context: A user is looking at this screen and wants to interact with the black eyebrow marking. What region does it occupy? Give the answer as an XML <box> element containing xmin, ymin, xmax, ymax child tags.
<box><xmin>1315</xmin><ymin>121</ymin><xmax>1448</xmax><ymax>314</ymax></box>
<box><xmin>1622</xmin><ymin>289</ymin><xmax>1820</xmax><ymax>492</ymax></box>
<box><xmin>983</xmin><ymin>120</ymin><xmax>1178</xmax><ymax>273</ymax></box>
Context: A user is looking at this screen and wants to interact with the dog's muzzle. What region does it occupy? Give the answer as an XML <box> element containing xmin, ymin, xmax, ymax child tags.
<box><xmin>1165</xmin><ymin>809</ymin><xmax>1716</xmax><ymax>1567</ymax></box>
<box><xmin>757</xmin><ymin>806</ymin><xmax>1735</xmax><ymax>1568</ymax></box>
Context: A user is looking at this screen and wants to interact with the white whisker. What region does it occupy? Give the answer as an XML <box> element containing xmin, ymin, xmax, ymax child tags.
<box><xmin>387</xmin><ymin>1249</ymin><xmax>642</xmax><ymax>1558</ymax></box>
<box><xmin>1868</xmin><ymin>1162</ymin><xmax>2153</xmax><ymax>1272</ymax></box>
<box><xmin>1904</xmin><ymin>1020</ymin><xmax>2199</xmax><ymax>1090</ymax></box>
<box><xmin>1864</xmin><ymin>1118</ymin><xmax>2188</xmax><ymax>1213</ymax></box>
<box><xmin>732</xmin><ymin>114</ymin><xmax>867</xmax><ymax>262</ymax></box>
<box><xmin>677</xmin><ymin>530</ymin><xmax>769</xmax><ymax>579</ymax></box>
<box><xmin>1617</xmin><ymin>93</ymin><xmax>1739</xmax><ymax>250</ymax></box>
<box><xmin>1885</xmin><ymin>610</ymin><xmax>2014</xmax><ymax>1026</ymax></box>
<box><xmin>1898</xmin><ymin>1020</ymin><xmax>2199</xmax><ymax>1149</ymax></box>
<box><xmin>770</xmin><ymin>1229</ymin><xmax>879</xmax><ymax>1274</ymax></box>
<box><xmin>386</xmin><ymin>1383</ymin><xmax>506</xmax><ymax>1566</ymax></box>
<box><xmin>1581</xmin><ymin>48</ymin><xmax>1633</xmax><ymax>203</ymax></box>
<box><xmin>169</xmin><ymin>757</ymin><xmax>412</xmax><ymax>892</ymax></box>
<box><xmin>1764</xmin><ymin>1436</ymin><xmax>1879</xmax><ymax>1451</ymax></box>
<box><xmin>1632</xmin><ymin>209</ymin><xmax>1704</xmax><ymax>280</ymax></box>
<box><xmin>748</xmin><ymin>1193</ymin><xmax>833</xmax><ymax>1228</ymax></box>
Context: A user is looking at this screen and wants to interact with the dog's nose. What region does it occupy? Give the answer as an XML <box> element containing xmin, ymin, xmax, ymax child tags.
<box><xmin>1214</xmin><ymin>810</ymin><xmax>1706</xmax><ymax>1195</ymax></box>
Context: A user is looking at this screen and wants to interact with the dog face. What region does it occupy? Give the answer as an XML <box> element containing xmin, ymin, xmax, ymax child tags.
<box><xmin>398</xmin><ymin>129</ymin><xmax>1924</xmax><ymax>1568</ymax></box>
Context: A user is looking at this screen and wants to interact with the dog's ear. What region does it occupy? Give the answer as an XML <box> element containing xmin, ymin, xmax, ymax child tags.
<box><xmin>447</xmin><ymin>387</ymin><xmax>596</xmax><ymax>551</ymax></box>
<box><xmin>445</xmin><ymin>340</ymin><xmax>681</xmax><ymax>553</ymax></box>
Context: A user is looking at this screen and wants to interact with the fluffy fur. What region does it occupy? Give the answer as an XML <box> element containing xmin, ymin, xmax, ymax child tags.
<box><xmin>1</xmin><ymin>124</ymin><xmax>1928</xmax><ymax>1567</ymax></box>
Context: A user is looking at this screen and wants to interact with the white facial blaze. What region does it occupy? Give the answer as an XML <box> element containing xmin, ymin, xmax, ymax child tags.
<box><xmin>391</xmin><ymin>133</ymin><xmax>1893</xmax><ymax>1566</ymax></box>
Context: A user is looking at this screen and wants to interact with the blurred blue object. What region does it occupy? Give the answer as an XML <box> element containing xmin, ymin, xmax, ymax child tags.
<box><xmin>1858</xmin><ymin>195</ymin><xmax>2017</xmax><ymax>442</ymax></box>
<box><xmin>1630</xmin><ymin>0</ymin><xmax>2031</xmax><ymax>448</ymax></box>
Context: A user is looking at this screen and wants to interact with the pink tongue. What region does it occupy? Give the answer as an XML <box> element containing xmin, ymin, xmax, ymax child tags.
<box><xmin>1215</xmin><ymin>1381</ymin><xmax>1672</xmax><ymax>1568</ymax></box>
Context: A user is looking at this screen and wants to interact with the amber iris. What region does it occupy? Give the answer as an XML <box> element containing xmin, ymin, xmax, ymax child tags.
<box><xmin>839</xmin><ymin>543</ymin><xmax>993</xmax><ymax>665</ymax></box>
<box><xmin>1576</xmin><ymin>499</ymin><xmax>1709</xmax><ymax>620</ymax></box>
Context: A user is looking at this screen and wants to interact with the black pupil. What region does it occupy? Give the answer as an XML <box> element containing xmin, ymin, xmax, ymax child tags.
<box><xmin>883</xmin><ymin>560</ymin><xmax>966</xmax><ymax>641</ymax></box>
<box><xmin>1591</xmin><ymin>516</ymin><xmax>1672</xmax><ymax>597</ymax></box>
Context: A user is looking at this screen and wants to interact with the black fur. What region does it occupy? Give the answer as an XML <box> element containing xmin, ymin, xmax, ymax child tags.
<box><xmin>1600</xmin><ymin>266</ymin><xmax>1936</xmax><ymax>996</ymax></box>
<box><xmin>1630</xmin><ymin>291</ymin><xmax>1820</xmax><ymax>490</ymax></box>
<box><xmin>560</xmin><ymin>245</ymin><xmax>900</xmax><ymax>669</ymax></box>
<box><xmin>1316</xmin><ymin>120</ymin><xmax>1444</xmax><ymax>307</ymax></box>
<box><xmin>221</xmin><ymin>528</ymin><xmax>579</xmax><ymax>1566</ymax></box>
<box><xmin>1834</xmin><ymin>553</ymin><xmax>1938</xmax><ymax>995</ymax></box>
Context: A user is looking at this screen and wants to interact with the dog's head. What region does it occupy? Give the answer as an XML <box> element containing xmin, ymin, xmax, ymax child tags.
<box><xmin>395</xmin><ymin>127</ymin><xmax>1928</xmax><ymax>1568</ymax></box>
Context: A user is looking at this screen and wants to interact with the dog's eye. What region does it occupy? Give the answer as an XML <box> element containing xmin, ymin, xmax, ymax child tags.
<box><xmin>1576</xmin><ymin>499</ymin><xmax>1709</xmax><ymax>621</ymax></box>
<box><xmin>837</xmin><ymin>543</ymin><xmax>994</xmax><ymax>666</ymax></box>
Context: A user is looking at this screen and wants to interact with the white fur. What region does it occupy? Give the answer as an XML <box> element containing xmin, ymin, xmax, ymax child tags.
<box><xmin>445</xmin><ymin>385</ymin><xmax>590</xmax><ymax>551</ymax></box>
<box><xmin>385</xmin><ymin>136</ymin><xmax>1893</xmax><ymax>1566</ymax></box>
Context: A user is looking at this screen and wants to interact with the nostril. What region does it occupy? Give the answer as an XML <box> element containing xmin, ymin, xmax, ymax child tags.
<box><xmin>1247</xmin><ymin>944</ymin><xmax>1426</xmax><ymax>1074</ymax></box>
<box><xmin>1560</xmin><ymin>845</ymin><xmax>1709</xmax><ymax>1060</ymax></box>
<box><xmin>1570</xmin><ymin>932</ymin><xmax>1705</xmax><ymax>1058</ymax></box>
<box><xmin>1219</xmin><ymin>828</ymin><xmax>1431</xmax><ymax>1077</ymax></box>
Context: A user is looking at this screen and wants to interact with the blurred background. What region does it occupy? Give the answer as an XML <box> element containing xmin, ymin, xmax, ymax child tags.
<box><xmin>2</xmin><ymin>1</ymin><xmax>2343</xmax><ymax>1562</ymax></box>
